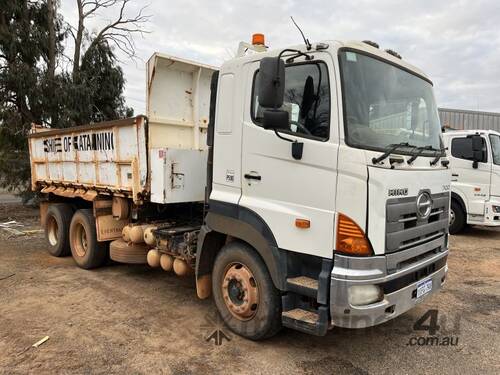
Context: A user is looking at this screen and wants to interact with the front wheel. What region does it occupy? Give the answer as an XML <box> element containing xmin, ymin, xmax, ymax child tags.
<box><xmin>69</xmin><ymin>209</ymin><xmax>107</xmax><ymax>269</ymax></box>
<box><xmin>449</xmin><ymin>200</ymin><xmax>466</xmax><ymax>234</ymax></box>
<box><xmin>212</xmin><ymin>241</ymin><xmax>282</xmax><ymax>340</ymax></box>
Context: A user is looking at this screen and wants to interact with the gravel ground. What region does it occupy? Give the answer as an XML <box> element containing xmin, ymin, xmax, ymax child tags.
<box><xmin>0</xmin><ymin>203</ymin><xmax>499</xmax><ymax>374</ymax></box>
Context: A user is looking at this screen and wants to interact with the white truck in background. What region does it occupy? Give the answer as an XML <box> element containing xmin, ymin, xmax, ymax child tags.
<box><xmin>29</xmin><ymin>35</ymin><xmax>450</xmax><ymax>340</ymax></box>
<box><xmin>442</xmin><ymin>129</ymin><xmax>500</xmax><ymax>233</ymax></box>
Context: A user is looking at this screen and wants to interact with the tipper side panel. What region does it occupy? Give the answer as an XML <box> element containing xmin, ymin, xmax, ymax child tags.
<box><xmin>28</xmin><ymin>117</ymin><xmax>148</xmax><ymax>203</ymax></box>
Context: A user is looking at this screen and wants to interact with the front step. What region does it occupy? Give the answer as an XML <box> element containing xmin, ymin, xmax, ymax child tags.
<box><xmin>286</xmin><ymin>276</ymin><xmax>318</xmax><ymax>299</ymax></box>
<box><xmin>282</xmin><ymin>306</ymin><xmax>329</xmax><ymax>336</ymax></box>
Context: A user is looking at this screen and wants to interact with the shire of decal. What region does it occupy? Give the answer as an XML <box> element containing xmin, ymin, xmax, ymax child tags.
<box><xmin>43</xmin><ymin>138</ymin><xmax>62</xmax><ymax>153</ymax></box>
<box><xmin>73</xmin><ymin>132</ymin><xmax>114</xmax><ymax>151</ymax></box>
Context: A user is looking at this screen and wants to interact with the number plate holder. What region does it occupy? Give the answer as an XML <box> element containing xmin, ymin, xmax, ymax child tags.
<box><xmin>416</xmin><ymin>278</ymin><xmax>433</xmax><ymax>299</ymax></box>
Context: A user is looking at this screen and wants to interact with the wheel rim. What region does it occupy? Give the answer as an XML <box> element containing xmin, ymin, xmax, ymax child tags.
<box><xmin>73</xmin><ymin>222</ymin><xmax>88</xmax><ymax>258</ymax></box>
<box><xmin>47</xmin><ymin>216</ymin><xmax>58</xmax><ymax>246</ymax></box>
<box><xmin>450</xmin><ymin>208</ymin><xmax>455</xmax><ymax>226</ymax></box>
<box><xmin>222</xmin><ymin>262</ymin><xmax>259</xmax><ymax>321</ymax></box>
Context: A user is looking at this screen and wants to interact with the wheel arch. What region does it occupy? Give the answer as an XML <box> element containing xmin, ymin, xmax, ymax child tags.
<box><xmin>195</xmin><ymin>202</ymin><xmax>287</xmax><ymax>298</ymax></box>
<box><xmin>451</xmin><ymin>191</ymin><xmax>467</xmax><ymax>215</ymax></box>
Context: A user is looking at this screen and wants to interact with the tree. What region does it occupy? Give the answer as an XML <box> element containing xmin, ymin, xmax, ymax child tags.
<box><xmin>71</xmin><ymin>0</ymin><xmax>149</xmax><ymax>80</ymax></box>
<box><xmin>68</xmin><ymin>0</ymin><xmax>148</xmax><ymax>123</ymax></box>
<box><xmin>72</xmin><ymin>39</ymin><xmax>133</xmax><ymax>124</ymax></box>
<box><xmin>0</xmin><ymin>0</ymin><xmax>146</xmax><ymax>197</ymax></box>
<box><xmin>0</xmin><ymin>0</ymin><xmax>53</xmax><ymax>193</ymax></box>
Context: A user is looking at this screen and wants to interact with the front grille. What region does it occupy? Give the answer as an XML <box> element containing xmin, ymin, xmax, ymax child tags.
<box><xmin>382</xmin><ymin>255</ymin><xmax>448</xmax><ymax>294</ymax></box>
<box><xmin>386</xmin><ymin>192</ymin><xmax>449</xmax><ymax>253</ymax></box>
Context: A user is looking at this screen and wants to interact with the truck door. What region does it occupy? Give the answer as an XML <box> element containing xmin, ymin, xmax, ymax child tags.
<box><xmin>487</xmin><ymin>133</ymin><xmax>500</xmax><ymax>197</ymax></box>
<box><xmin>449</xmin><ymin>135</ymin><xmax>491</xmax><ymax>217</ymax></box>
<box><xmin>239</xmin><ymin>56</ymin><xmax>338</xmax><ymax>259</ymax></box>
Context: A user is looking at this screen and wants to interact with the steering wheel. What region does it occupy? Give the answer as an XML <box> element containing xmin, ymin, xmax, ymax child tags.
<box><xmin>290</xmin><ymin>120</ymin><xmax>311</xmax><ymax>135</ymax></box>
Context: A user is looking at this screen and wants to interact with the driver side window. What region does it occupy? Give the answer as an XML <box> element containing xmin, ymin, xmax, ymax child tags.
<box><xmin>252</xmin><ymin>62</ymin><xmax>330</xmax><ymax>141</ymax></box>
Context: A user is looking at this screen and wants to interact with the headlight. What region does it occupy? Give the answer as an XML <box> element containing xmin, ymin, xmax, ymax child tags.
<box><xmin>348</xmin><ymin>285</ymin><xmax>383</xmax><ymax>306</ymax></box>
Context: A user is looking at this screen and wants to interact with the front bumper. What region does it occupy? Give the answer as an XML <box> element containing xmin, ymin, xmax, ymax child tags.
<box><xmin>482</xmin><ymin>198</ymin><xmax>500</xmax><ymax>226</ymax></box>
<box><xmin>330</xmin><ymin>247</ymin><xmax>448</xmax><ymax>328</ymax></box>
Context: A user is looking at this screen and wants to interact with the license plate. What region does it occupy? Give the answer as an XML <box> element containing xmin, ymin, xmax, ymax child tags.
<box><xmin>416</xmin><ymin>279</ymin><xmax>433</xmax><ymax>299</ymax></box>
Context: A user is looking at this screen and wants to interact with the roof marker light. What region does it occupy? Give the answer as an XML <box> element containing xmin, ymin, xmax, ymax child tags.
<box><xmin>362</xmin><ymin>40</ymin><xmax>379</xmax><ymax>49</ymax></box>
<box><xmin>385</xmin><ymin>49</ymin><xmax>402</xmax><ymax>59</ymax></box>
<box><xmin>252</xmin><ymin>33</ymin><xmax>265</xmax><ymax>46</ymax></box>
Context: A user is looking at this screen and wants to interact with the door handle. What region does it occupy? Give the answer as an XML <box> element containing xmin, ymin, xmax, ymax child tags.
<box><xmin>244</xmin><ymin>173</ymin><xmax>261</xmax><ymax>181</ymax></box>
<box><xmin>452</xmin><ymin>173</ymin><xmax>459</xmax><ymax>177</ymax></box>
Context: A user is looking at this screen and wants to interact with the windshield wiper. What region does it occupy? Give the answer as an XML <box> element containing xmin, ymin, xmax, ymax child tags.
<box><xmin>430</xmin><ymin>147</ymin><xmax>447</xmax><ymax>166</ymax></box>
<box><xmin>372</xmin><ymin>142</ymin><xmax>415</xmax><ymax>165</ymax></box>
<box><xmin>407</xmin><ymin>145</ymin><xmax>433</xmax><ymax>164</ymax></box>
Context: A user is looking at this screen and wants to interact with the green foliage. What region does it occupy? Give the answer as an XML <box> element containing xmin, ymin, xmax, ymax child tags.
<box><xmin>0</xmin><ymin>0</ymin><xmax>48</xmax><ymax>192</ymax></box>
<box><xmin>0</xmin><ymin>0</ymin><xmax>134</xmax><ymax>194</ymax></box>
<box><xmin>74</xmin><ymin>40</ymin><xmax>134</xmax><ymax>124</ymax></box>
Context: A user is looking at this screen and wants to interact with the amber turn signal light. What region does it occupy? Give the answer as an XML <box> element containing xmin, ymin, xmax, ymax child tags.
<box><xmin>295</xmin><ymin>218</ymin><xmax>310</xmax><ymax>229</ymax></box>
<box><xmin>336</xmin><ymin>213</ymin><xmax>372</xmax><ymax>256</ymax></box>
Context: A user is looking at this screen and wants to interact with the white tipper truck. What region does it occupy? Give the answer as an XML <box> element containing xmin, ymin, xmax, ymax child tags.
<box><xmin>29</xmin><ymin>35</ymin><xmax>450</xmax><ymax>340</ymax></box>
<box><xmin>442</xmin><ymin>129</ymin><xmax>500</xmax><ymax>234</ymax></box>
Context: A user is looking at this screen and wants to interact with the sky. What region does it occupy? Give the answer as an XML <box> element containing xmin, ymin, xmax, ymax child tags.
<box><xmin>60</xmin><ymin>0</ymin><xmax>500</xmax><ymax>115</ymax></box>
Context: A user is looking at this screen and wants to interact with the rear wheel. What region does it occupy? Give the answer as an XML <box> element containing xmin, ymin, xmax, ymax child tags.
<box><xmin>69</xmin><ymin>209</ymin><xmax>107</xmax><ymax>269</ymax></box>
<box><xmin>212</xmin><ymin>241</ymin><xmax>282</xmax><ymax>340</ymax></box>
<box><xmin>449</xmin><ymin>200</ymin><xmax>466</xmax><ymax>234</ymax></box>
<box><xmin>45</xmin><ymin>204</ymin><xmax>73</xmax><ymax>257</ymax></box>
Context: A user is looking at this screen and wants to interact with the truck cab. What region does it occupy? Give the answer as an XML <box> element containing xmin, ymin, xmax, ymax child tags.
<box><xmin>442</xmin><ymin>129</ymin><xmax>500</xmax><ymax>233</ymax></box>
<box><xmin>199</xmin><ymin>38</ymin><xmax>450</xmax><ymax>338</ymax></box>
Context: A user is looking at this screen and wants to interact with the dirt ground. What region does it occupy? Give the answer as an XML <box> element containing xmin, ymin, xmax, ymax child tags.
<box><xmin>0</xmin><ymin>203</ymin><xmax>499</xmax><ymax>375</ymax></box>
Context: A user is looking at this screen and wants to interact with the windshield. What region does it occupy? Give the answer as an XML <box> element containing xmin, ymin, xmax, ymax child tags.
<box><xmin>489</xmin><ymin>134</ymin><xmax>500</xmax><ymax>165</ymax></box>
<box><xmin>339</xmin><ymin>50</ymin><xmax>442</xmax><ymax>154</ymax></box>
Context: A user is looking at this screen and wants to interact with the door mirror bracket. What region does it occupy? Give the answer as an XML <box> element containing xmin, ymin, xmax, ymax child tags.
<box><xmin>272</xmin><ymin>129</ymin><xmax>304</xmax><ymax>160</ymax></box>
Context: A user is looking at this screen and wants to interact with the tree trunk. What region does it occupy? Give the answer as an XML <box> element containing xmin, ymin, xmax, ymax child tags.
<box><xmin>72</xmin><ymin>0</ymin><xmax>84</xmax><ymax>81</ymax></box>
<box><xmin>47</xmin><ymin>0</ymin><xmax>56</xmax><ymax>81</ymax></box>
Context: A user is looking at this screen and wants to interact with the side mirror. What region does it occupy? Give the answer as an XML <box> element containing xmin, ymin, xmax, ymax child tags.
<box><xmin>471</xmin><ymin>135</ymin><xmax>483</xmax><ymax>152</ymax></box>
<box><xmin>472</xmin><ymin>150</ymin><xmax>484</xmax><ymax>169</ymax></box>
<box><xmin>263</xmin><ymin>109</ymin><xmax>289</xmax><ymax>131</ymax></box>
<box><xmin>258</xmin><ymin>57</ymin><xmax>285</xmax><ymax>109</ymax></box>
<box><xmin>469</xmin><ymin>135</ymin><xmax>484</xmax><ymax>169</ymax></box>
<box><xmin>472</xmin><ymin>150</ymin><xmax>484</xmax><ymax>161</ymax></box>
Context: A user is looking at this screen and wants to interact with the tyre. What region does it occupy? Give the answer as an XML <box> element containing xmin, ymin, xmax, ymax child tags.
<box><xmin>109</xmin><ymin>239</ymin><xmax>149</xmax><ymax>264</ymax></box>
<box><xmin>449</xmin><ymin>200</ymin><xmax>466</xmax><ymax>234</ymax></box>
<box><xmin>44</xmin><ymin>204</ymin><xmax>73</xmax><ymax>257</ymax></box>
<box><xmin>212</xmin><ymin>241</ymin><xmax>282</xmax><ymax>340</ymax></box>
<box><xmin>69</xmin><ymin>209</ymin><xmax>107</xmax><ymax>269</ymax></box>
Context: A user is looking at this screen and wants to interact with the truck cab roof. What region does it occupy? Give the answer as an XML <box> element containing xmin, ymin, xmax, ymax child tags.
<box><xmin>442</xmin><ymin>129</ymin><xmax>500</xmax><ymax>138</ymax></box>
<box><xmin>225</xmin><ymin>39</ymin><xmax>431</xmax><ymax>84</ymax></box>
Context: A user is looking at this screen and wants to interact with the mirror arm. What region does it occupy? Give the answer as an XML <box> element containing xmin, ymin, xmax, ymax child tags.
<box><xmin>285</xmin><ymin>52</ymin><xmax>314</xmax><ymax>64</ymax></box>
<box><xmin>278</xmin><ymin>48</ymin><xmax>313</xmax><ymax>65</ymax></box>
<box><xmin>273</xmin><ymin>130</ymin><xmax>304</xmax><ymax>160</ymax></box>
<box><xmin>273</xmin><ymin>129</ymin><xmax>294</xmax><ymax>143</ymax></box>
